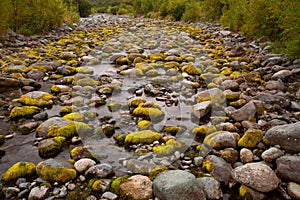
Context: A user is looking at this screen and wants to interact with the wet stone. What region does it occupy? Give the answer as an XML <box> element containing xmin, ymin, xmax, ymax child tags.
<box><xmin>84</xmin><ymin>163</ymin><xmax>114</xmax><ymax>179</ymax></box>
<box><xmin>277</xmin><ymin>156</ymin><xmax>300</xmax><ymax>184</ymax></box>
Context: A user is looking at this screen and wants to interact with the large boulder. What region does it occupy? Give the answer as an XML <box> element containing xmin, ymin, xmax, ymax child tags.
<box><xmin>153</xmin><ymin>170</ymin><xmax>206</xmax><ymax>200</ymax></box>
<box><xmin>264</xmin><ymin>122</ymin><xmax>300</xmax><ymax>153</ymax></box>
<box><xmin>276</xmin><ymin>156</ymin><xmax>300</xmax><ymax>184</ymax></box>
<box><xmin>1</xmin><ymin>162</ymin><xmax>36</xmax><ymax>184</ymax></box>
<box><xmin>232</xmin><ymin>162</ymin><xmax>280</xmax><ymax>192</ymax></box>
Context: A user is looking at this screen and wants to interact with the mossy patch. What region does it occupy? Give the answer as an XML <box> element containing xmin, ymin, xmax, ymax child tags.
<box><xmin>9</xmin><ymin>106</ymin><xmax>41</xmax><ymax>119</ymax></box>
<box><xmin>36</xmin><ymin>159</ymin><xmax>77</xmax><ymax>183</ymax></box>
<box><xmin>1</xmin><ymin>162</ymin><xmax>36</xmax><ymax>184</ymax></box>
<box><xmin>46</xmin><ymin>121</ymin><xmax>93</xmax><ymax>138</ymax></box>
<box><xmin>59</xmin><ymin>106</ymin><xmax>74</xmax><ymax>116</ymax></box>
<box><xmin>238</xmin><ymin>128</ymin><xmax>263</xmax><ymax>148</ymax></box>
<box><xmin>73</xmin><ymin>77</ymin><xmax>99</xmax><ymax>86</ymax></box>
<box><xmin>124</xmin><ymin>130</ymin><xmax>162</xmax><ymax>147</ymax></box>
<box><xmin>153</xmin><ymin>139</ymin><xmax>186</xmax><ymax>156</ymax></box>
<box><xmin>138</xmin><ymin>120</ymin><xmax>152</xmax><ymax>130</ymax></box>
<box><xmin>132</xmin><ymin>105</ymin><xmax>165</xmax><ymax>122</ymax></box>
<box><xmin>182</xmin><ymin>64</ymin><xmax>201</xmax><ymax>75</ymax></box>
<box><xmin>38</xmin><ymin>136</ymin><xmax>67</xmax><ymax>158</ymax></box>
<box><xmin>63</xmin><ymin>112</ymin><xmax>85</xmax><ymax>122</ymax></box>
<box><xmin>70</xmin><ymin>146</ymin><xmax>95</xmax><ymax>161</ymax></box>
<box><xmin>161</xmin><ymin>126</ymin><xmax>185</xmax><ymax>136</ymax></box>
<box><xmin>19</xmin><ymin>92</ymin><xmax>53</xmax><ymax>107</ymax></box>
<box><xmin>149</xmin><ymin>166</ymin><xmax>168</xmax><ymax>181</ymax></box>
<box><xmin>75</xmin><ymin>67</ymin><xmax>94</xmax><ymax>74</ymax></box>
<box><xmin>110</xmin><ymin>176</ymin><xmax>129</xmax><ymax>194</ymax></box>
<box><xmin>192</xmin><ymin>125</ymin><xmax>217</xmax><ymax>138</ymax></box>
<box><xmin>108</xmin><ymin>102</ymin><xmax>122</xmax><ymax>112</ymax></box>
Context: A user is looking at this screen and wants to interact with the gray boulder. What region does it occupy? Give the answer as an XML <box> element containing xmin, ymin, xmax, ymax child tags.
<box><xmin>264</xmin><ymin>122</ymin><xmax>300</xmax><ymax>153</ymax></box>
<box><xmin>277</xmin><ymin>156</ymin><xmax>300</xmax><ymax>184</ymax></box>
<box><xmin>153</xmin><ymin>170</ymin><xmax>206</xmax><ymax>200</ymax></box>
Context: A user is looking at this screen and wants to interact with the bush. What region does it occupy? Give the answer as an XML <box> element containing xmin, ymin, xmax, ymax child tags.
<box><xmin>78</xmin><ymin>0</ymin><xmax>92</xmax><ymax>17</ymax></box>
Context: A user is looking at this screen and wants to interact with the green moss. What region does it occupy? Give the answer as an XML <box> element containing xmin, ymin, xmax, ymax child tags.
<box><xmin>138</xmin><ymin>120</ymin><xmax>152</xmax><ymax>130</ymax></box>
<box><xmin>239</xmin><ymin>185</ymin><xmax>255</xmax><ymax>200</ymax></box>
<box><xmin>9</xmin><ymin>106</ymin><xmax>41</xmax><ymax>119</ymax></box>
<box><xmin>238</xmin><ymin>128</ymin><xmax>263</xmax><ymax>148</ymax></box>
<box><xmin>38</xmin><ymin>137</ymin><xmax>67</xmax><ymax>158</ymax></box>
<box><xmin>150</xmin><ymin>54</ymin><xmax>165</xmax><ymax>62</ymax></box>
<box><xmin>124</xmin><ymin>130</ymin><xmax>162</xmax><ymax>147</ymax></box>
<box><xmin>59</xmin><ymin>106</ymin><xmax>74</xmax><ymax>116</ymax></box>
<box><xmin>132</xmin><ymin>106</ymin><xmax>165</xmax><ymax>122</ymax></box>
<box><xmin>161</xmin><ymin>126</ymin><xmax>185</xmax><ymax>136</ymax></box>
<box><xmin>91</xmin><ymin>179</ymin><xmax>105</xmax><ymax>191</ymax></box>
<box><xmin>220</xmin><ymin>68</ymin><xmax>232</xmax><ymax>76</ymax></box>
<box><xmin>128</xmin><ymin>97</ymin><xmax>147</xmax><ymax>108</ymax></box>
<box><xmin>202</xmin><ymin>159</ymin><xmax>213</xmax><ymax>173</ymax></box>
<box><xmin>36</xmin><ymin>161</ymin><xmax>77</xmax><ymax>183</ymax></box>
<box><xmin>50</xmin><ymin>74</ymin><xmax>64</xmax><ymax>80</ymax></box>
<box><xmin>182</xmin><ymin>64</ymin><xmax>201</xmax><ymax>75</ymax></box>
<box><xmin>115</xmin><ymin>134</ymin><xmax>126</xmax><ymax>145</ymax></box>
<box><xmin>146</xmin><ymin>69</ymin><xmax>159</xmax><ymax>76</ymax></box>
<box><xmin>101</xmin><ymin>124</ymin><xmax>116</xmax><ymax>137</ymax></box>
<box><xmin>19</xmin><ymin>93</ymin><xmax>53</xmax><ymax>107</ymax></box>
<box><xmin>73</xmin><ymin>78</ymin><xmax>99</xmax><ymax>86</ymax></box>
<box><xmin>70</xmin><ymin>146</ymin><xmax>94</xmax><ymax>161</ymax></box>
<box><xmin>108</xmin><ymin>102</ymin><xmax>122</xmax><ymax>112</ymax></box>
<box><xmin>47</xmin><ymin>121</ymin><xmax>93</xmax><ymax>138</ymax></box>
<box><xmin>63</xmin><ymin>112</ymin><xmax>85</xmax><ymax>122</ymax></box>
<box><xmin>50</xmin><ymin>85</ymin><xmax>61</xmax><ymax>94</ymax></box>
<box><xmin>230</xmin><ymin>99</ymin><xmax>247</xmax><ymax>108</ymax></box>
<box><xmin>1</xmin><ymin>162</ymin><xmax>36</xmax><ymax>184</ymax></box>
<box><xmin>153</xmin><ymin>139</ymin><xmax>185</xmax><ymax>156</ymax></box>
<box><xmin>164</xmin><ymin>61</ymin><xmax>180</xmax><ymax>70</ymax></box>
<box><xmin>149</xmin><ymin>166</ymin><xmax>169</xmax><ymax>181</ymax></box>
<box><xmin>75</xmin><ymin>67</ymin><xmax>94</xmax><ymax>74</ymax></box>
<box><xmin>83</xmin><ymin>111</ymin><xmax>98</xmax><ymax>120</ymax></box>
<box><xmin>110</xmin><ymin>176</ymin><xmax>129</xmax><ymax>194</ymax></box>
<box><xmin>192</xmin><ymin>125</ymin><xmax>217</xmax><ymax>138</ymax></box>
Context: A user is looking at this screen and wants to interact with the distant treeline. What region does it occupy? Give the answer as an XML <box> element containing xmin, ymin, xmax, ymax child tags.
<box><xmin>97</xmin><ymin>0</ymin><xmax>299</xmax><ymax>59</ymax></box>
<box><xmin>0</xmin><ymin>0</ymin><xmax>92</xmax><ymax>36</ymax></box>
<box><xmin>0</xmin><ymin>0</ymin><xmax>299</xmax><ymax>59</ymax></box>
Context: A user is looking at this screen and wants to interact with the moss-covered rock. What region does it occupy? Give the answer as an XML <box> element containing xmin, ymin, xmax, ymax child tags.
<box><xmin>38</xmin><ymin>136</ymin><xmax>67</xmax><ymax>158</ymax></box>
<box><xmin>132</xmin><ymin>105</ymin><xmax>165</xmax><ymax>122</ymax></box>
<box><xmin>137</xmin><ymin>120</ymin><xmax>152</xmax><ymax>130</ymax></box>
<box><xmin>0</xmin><ymin>134</ymin><xmax>5</xmax><ymax>145</ymax></box>
<box><xmin>70</xmin><ymin>146</ymin><xmax>95</xmax><ymax>161</ymax></box>
<box><xmin>51</xmin><ymin>85</ymin><xmax>72</xmax><ymax>94</ymax></box>
<box><xmin>19</xmin><ymin>91</ymin><xmax>53</xmax><ymax>107</ymax></box>
<box><xmin>125</xmin><ymin>130</ymin><xmax>162</xmax><ymax>147</ymax></box>
<box><xmin>192</xmin><ymin>125</ymin><xmax>217</xmax><ymax>138</ymax></box>
<box><xmin>127</xmin><ymin>97</ymin><xmax>147</xmax><ymax>108</ymax></box>
<box><xmin>110</xmin><ymin>176</ymin><xmax>130</xmax><ymax>194</ymax></box>
<box><xmin>146</xmin><ymin>69</ymin><xmax>159</xmax><ymax>76</ymax></box>
<box><xmin>108</xmin><ymin>102</ymin><xmax>122</xmax><ymax>112</ymax></box>
<box><xmin>73</xmin><ymin>77</ymin><xmax>99</xmax><ymax>86</ymax></box>
<box><xmin>153</xmin><ymin>139</ymin><xmax>186</xmax><ymax>156</ymax></box>
<box><xmin>62</xmin><ymin>112</ymin><xmax>85</xmax><ymax>122</ymax></box>
<box><xmin>238</xmin><ymin>128</ymin><xmax>263</xmax><ymax>148</ymax></box>
<box><xmin>161</xmin><ymin>126</ymin><xmax>185</xmax><ymax>136</ymax></box>
<box><xmin>149</xmin><ymin>166</ymin><xmax>169</xmax><ymax>181</ymax></box>
<box><xmin>9</xmin><ymin>106</ymin><xmax>41</xmax><ymax>119</ymax></box>
<box><xmin>182</xmin><ymin>64</ymin><xmax>201</xmax><ymax>75</ymax></box>
<box><xmin>36</xmin><ymin>159</ymin><xmax>77</xmax><ymax>183</ymax></box>
<box><xmin>1</xmin><ymin>162</ymin><xmax>36</xmax><ymax>184</ymax></box>
<box><xmin>75</xmin><ymin>67</ymin><xmax>94</xmax><ymax>74</ymax></box>
<box><xmin>59</xmin><ymin>106</ymin><xmax>74</xmax><ymax>116</ymax></box>
<box><xmin>202</xmin><ymin>131</ymin><xmax>239</xmax><ymax>150</ymax></box>
<box><xmin>230</xmin><ymin>99</ymin><xmax>247</xmax><ymax>108</ymax></box>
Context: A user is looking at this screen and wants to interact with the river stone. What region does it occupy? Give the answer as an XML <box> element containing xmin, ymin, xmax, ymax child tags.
<box><xmin>28</xmin><ymin>185</ymin><xmax>50</xmax><ymax>200</ymax></box>
<box><xmin>276</xmin><ymin>156</ymin><xmax>300</xmax><ymax>184</ymax></box>
<box><xmin>101</xmin><ymin>191</ymin><xmax>118</xmax><ymax>200</ymax></box>
<box><xmin>153</xmin><ymin>170</ymin><xmax>205</xmax><ymax>200</ymax></box>
<box><xmin>222</xmin><ymin>79</ymin><xmax>239</xmax><ymax>91</ymax></box>
<box><xmin>0</xmin><ymin>77</ymin><xmax>20</xmax><ymax>87</ymax></box>
<box><xmin>74</xmin><ymin>158</ymin><xmax>96</xmax><ymax>173</ymax></box>
<box><xmin>287</xmin><ymin>182</ymin><xmax>300</xmax><ymax>200</ymax></box>
<box><xmin>191</xmin><ymin>101</ymin><xmax>212</xmax><ymax>121</ymax></box>
<box><xmin>197</xmin><ymin>177</ymin><xmax>223</xmax><ymax>199</ymax></box>
<box><xmin>226</xmin><ymin>101</ymin><xmax>256</xmax><ymax>122</ymax></box>
<box><xmin>261</xmin><ymin>147</ymin><xmax>284</xmax><ymax>162</ymax></box>
<box><xmin>27</xmin><ymin>69</ymin><xmax>45</xmax><ymax>80</ymax></box>
<box><xmin>239</xmin><ymin>185</ymin><xmax>266</xmax><ymax>200</ymax></box>
<box><xmin>36</xmin><ymin>159</ymin><xmax>77</xmax><ymax>183</ymax></box>
<box><xmin>203</xmin><ymin>131</ymin><xmax>239</xmax><ymax>149</ymax></box>
<box><xmin>202</xmin><ymin>155</ymin><xmax>232</xmax><ymax>185</ymax></box>
<box><xmin>264</xmin><ymin>122</ymin><xmax>300</xmax><ymax>153</ymax></box>
<box><xmin>265</xmin><ymin>80</ymin><xmax>286</xmax><ymax>91</ymax></box>
<box><xmin>119</xmin><ymin>175</ymin><xmax>153</xmax><ymax>200</ymax></box>
<box><xmin>240</xmin><ymin>148</ymin><xmax>253</xmax><ymax>163</ymax></box>
<box><xmin>1</xmin><ymin>162</ymin><xmax>36</xmax><ymax>184</ymax></box>
<box><xmin>38</xmin><ymin>136</ymin><xmax>66</xmax><ymax>158</ymax></box>
<box><xmin>19</xmin><ymin>91</ymin><xmax>53</xmax><ymax>107</ymax></box>
<box><xmin>84</xmin><ymin>163</ymin><xmax>114</xmax><ymax>179</ymax></box>
<box><xmin>254</xmin><ymin>92</ymin><xmax>290</xmax><ymax>108</ymax></box>
<box><xmin>271</xmin><ymin>69</ymin><xmax>292</xmax><ymax>81</ymax></box>
<box><xmin>231</xmin><ymin>162</ymin><xmax>280</xmax><ymax>192</ymax></box>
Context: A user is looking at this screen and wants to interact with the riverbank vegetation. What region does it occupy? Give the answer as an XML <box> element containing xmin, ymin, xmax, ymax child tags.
<box><xmin>0</xmin><ymin>0</ymin><xmax>299</xmax><ymax>58</ymax></box>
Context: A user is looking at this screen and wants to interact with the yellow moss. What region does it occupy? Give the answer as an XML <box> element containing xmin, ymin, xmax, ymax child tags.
<box><xmin>162</xmin><ymin>126</ymin><xmax>185</xmax><ymax>135</ymax></box>
<box><xmin>128</xmin><ymin>97</ymin><xmax>147</xmax><ymax>108</ymax></box>
<box><xmin>238</xmin><ymin>128</ymin><xmax>263</xmax><ymax>148</ymax></box>
<box><xmin>149</xmin><ymin>166</ymin><xmax>169</xmax><ymax>181</ymax></box>
<box><xmin>73</xmin><ymin>77</ymin><xmax>99</xmax><ymax>86</ymax></box>
<box><xmin>124</xmin><ymin>130</ymin><xmax>162</xmax><ymax>146</ymax></box>
<box><xmin>110</xmin><ymin>176</ymin><xmax>130</xmax><ymax>194</ymax></box>
<box><xmin>9</xmin><ymin>106</ymin><xmax>41</xmax><ymax>119</ymax></box>
<box><xmin>138</xmin><ymin>120</ymin><xmax>152</xmax><ymax>130</ymax></box>
<box><xmin>230</xmin><ymin>99</ymin><xmax>247</xmax><ymax>108</ymax></box>
<box><xmin>11</xmin><ymin>73</ymin><xmax>24</xmax><ymax>80</ymax></box>
<box><xmin>153</xmin><ymin>139</ymin><xmax>185</xmax><ymax>156</ymax></box>
<box><xmin>182</xmin><ymin>64</ymin><xmax>201</xmax><ymax>75</ymax></box>
<box><xmin>63</xmin><ymin>112</ymin><xmax>85</xmax><ymax>122</ymax></box>
<box><xmin>146</xmin><ymin>69</ymin><xmax>158</xmax><ymax>76</ymax></box>
<box><xmin>202</xmin><ymin>159</ymin><xmax>213</xmax><ymax>172</ymax></box>
<box><xmin>47</xmin><ymin>121</ymin><xmax>93</xmax><ymax>138</ymax></box>
<box><xmin>75</xmin><ymin>67</ymin><xmax>94</xmax><ymax>74</ymax></box>
<box><xmin>132</xmin><ymin>106</ymin><xmax>165</xmax><ymax>121</ymax></box>
<box><xmin>38</xmin><ymin>136</ymin><xmax>67</xmax><ymax>158</ymax></box>
<box><xmin>59</xmin><ymin>106</ymin><xmax>74</xmax><ymax>116</ymax></box>
<box><xmin>192</xmin><ymin>125</ymin><xmax>217</xmax><ymax>138</ymax></box>
<box><xmin>150</xmin><ymin>54</ymin><xmax>164</xmax><ymax>61</ymax></box>
<box><xmin>224</xmin><ymin>92</ymin><xmax>240</xmax><ymax>101</ymax></box>
<box><xmin>239</xmin><ymin>185</ymin><xmax>255</xmax><ymax>200</ymax></box>
<box><xmin>1</xmin><ymin>162</ymin><xmax>36</xmax><ymax>184</ymax></box>
<box><xmin>164</xmin><ymin>61</ymin><xmax>180</xmax><ymax>70</ymax></box>
<box><xmin>220</xmin><ymin>68</ymin><xmax>232</xmax><ymax>76</ymax></box>
<box><xmin>36</xmin><ymin>161</ymin><xmax>77</xmax><ymax>183</ymax></box>
<box><xmin>19</xmin><ymin>93</ymin><xmax>53</xmax><ymax>107</ymax></box>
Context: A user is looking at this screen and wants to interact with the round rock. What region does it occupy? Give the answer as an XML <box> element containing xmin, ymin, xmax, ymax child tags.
<box><xmin>74</xmin><ymin>158</ymin><xmax>96</xmax><ymax>173</ymax></box>
<box><xmin>231</xmin><ymin>162</ymin><xmax>280</xmax><ymax>192</ymax></box>
<box><xmin>153</xmin><ymin>170</ymin><xmax>205</xmax><ymax>200</ymax></box>
<box><xmin>276</xmin><ymin>155</ymin><xmax>300</xmax><ymax>184</ymax></box>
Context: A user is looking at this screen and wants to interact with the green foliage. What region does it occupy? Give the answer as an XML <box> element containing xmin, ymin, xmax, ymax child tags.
<box><xmin>199</xmin><ymin>0</ymin><xmax>224</xmax><ymax>22</ymax></box>
<box><xmin>78</xmin><ymin>0</ymin><xmax>93</xmax><ymax>17</ymax></box>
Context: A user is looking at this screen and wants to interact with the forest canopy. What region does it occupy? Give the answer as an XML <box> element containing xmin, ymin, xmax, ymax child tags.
<box><xmin>0</xmin><ymin>0</ymin><xmax>299</xmax><ymax>58</ymax></box>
